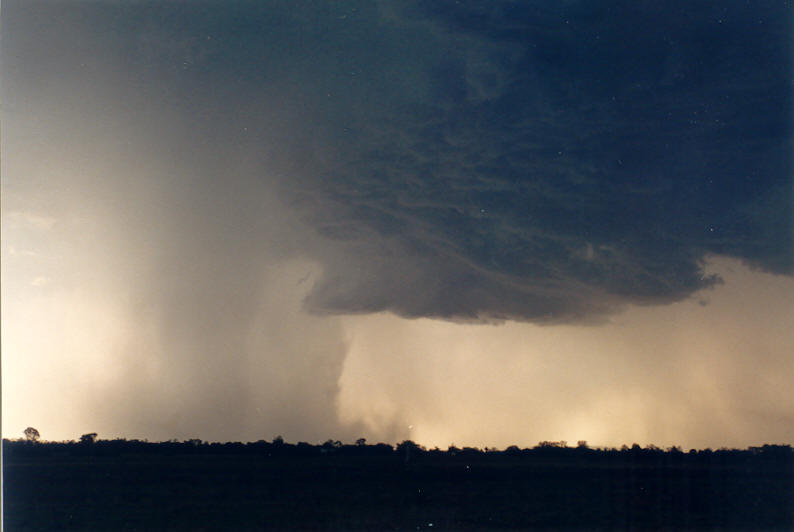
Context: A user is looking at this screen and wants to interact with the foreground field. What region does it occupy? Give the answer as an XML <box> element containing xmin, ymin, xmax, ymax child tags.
<box><xmin>4</xmin><ymin>440</ymin><xmax>792</xmax><ymax>530</ymax></box>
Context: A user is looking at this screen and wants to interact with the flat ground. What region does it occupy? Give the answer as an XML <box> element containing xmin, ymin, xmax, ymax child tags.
<box><xmin>4</xmin><ymin>443</ymin><xmax>792</xmax><ymax>530</ymax></box>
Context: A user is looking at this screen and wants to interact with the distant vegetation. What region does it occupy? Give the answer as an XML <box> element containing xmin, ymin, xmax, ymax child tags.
<box><xmin>4</xmin><ymin>434</ymin><xmax>793</xmax><ymax>530</ymax></box>
<box><xmin>5</xmin><ymin>432</ymin><xmax>792</xmax><ymax>461</ymax></box>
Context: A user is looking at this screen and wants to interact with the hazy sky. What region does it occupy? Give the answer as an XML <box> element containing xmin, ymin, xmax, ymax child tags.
<box><xmin>3</xmin><ymin>1</ymin><xmax>792</xmax><ymax>449</ymax></box>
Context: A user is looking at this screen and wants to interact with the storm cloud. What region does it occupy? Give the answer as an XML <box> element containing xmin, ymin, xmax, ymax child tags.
<box><xmin>289</xmin><ymin>1</ymin><xmax>793</xmax><ymax>322</ymax></box>
<box><xmin>3</xmin><ymin>1</ymin><xmax>792</xmax><ymax>445</ymax></box>
<box><xmin>9</xmin><ymin>0</ymin><xmax>790</xmax><ymax>324</ymax></box>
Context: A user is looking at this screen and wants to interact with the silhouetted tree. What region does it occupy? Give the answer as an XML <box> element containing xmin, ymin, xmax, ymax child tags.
<box><xmin>80</xmin><ymin>433</ymin><xmax>98</xmax><ymax>444</ymax></box>
<box><xmin>537</xmin><ymin>441</ymin><xmax>567</xmax><ymax>449</ymax></box>
<box><xmin>23</xmin><ymin>427</ymin><xmax>40</xmax><ymax>443</ymax></box>
<box><xmin>356</xmin><ymin>438</ymin><xmax>367</xmax><ymax>446</ymax></box>
<box><xmin>504</xmin><ymin>445</ymin><xmax>521</xmax><ymax>455</ymax></box>
<box><xmin>397</xmin><ymin>440</ymin><xmax>423</xmax><ymax>463</ymax></box>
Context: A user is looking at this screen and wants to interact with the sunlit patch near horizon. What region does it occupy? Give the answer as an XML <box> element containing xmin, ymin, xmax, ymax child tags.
<box><xmin>336</xmin><ymin>257</ymin><xmax>794</xmax><ymax>450</ymax></box>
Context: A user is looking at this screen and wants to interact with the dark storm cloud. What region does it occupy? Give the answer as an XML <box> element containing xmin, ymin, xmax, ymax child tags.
<box><xmin>8</xmin><ymin>0</ymin><xmax>791</xmax><ymax>324</ymax></box>
<box><xmin>289</xmin><ymin>0</ymin><xmax>793</xmax><ymax>322</ymax></box>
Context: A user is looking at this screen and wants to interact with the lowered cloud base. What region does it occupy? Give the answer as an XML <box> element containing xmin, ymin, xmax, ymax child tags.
<box><xmin>2</xmin><ymin>0</ymin><xmax>792</xmax><ymax>448</ymax></box>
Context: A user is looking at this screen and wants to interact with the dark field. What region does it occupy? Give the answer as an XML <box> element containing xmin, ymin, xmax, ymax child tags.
<box><xmin>4</xmin><ymin>440</ymin><xmax>793</xmax><ymax>531</ymax></box>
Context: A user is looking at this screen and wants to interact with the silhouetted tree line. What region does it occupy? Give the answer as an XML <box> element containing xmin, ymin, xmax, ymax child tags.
<box><xmin>5</xmin><ymin>431</ymin><xmax>793</xmax><ymax>530</ymax></box>
<box><xmin>4</xmin><ymin>433</ymin><xmax>792</xmax><ymax>467</ymax></box>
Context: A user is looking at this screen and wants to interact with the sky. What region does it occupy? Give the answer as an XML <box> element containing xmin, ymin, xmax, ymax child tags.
<box><xmin>2</xmin><ymin>0</ymin><xmax>793</xmax><ymax>450</ymax></box>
